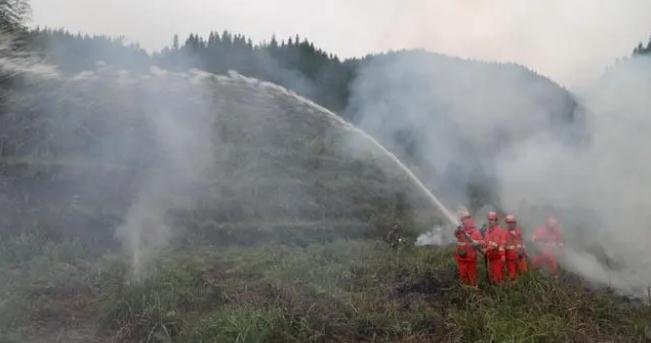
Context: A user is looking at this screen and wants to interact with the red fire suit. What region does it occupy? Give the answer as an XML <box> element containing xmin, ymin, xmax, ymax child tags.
<box><xmin>454</xmin><ymin>218</ymin><xmax>483</xmax><ymax>287</ymax></box>
<box><xmin>532</xmin><ymin>225</ymin><xmax>563</xmax><ymax>277</ymax></box>
<box><xmin>505</xmin><ymin>227</ymin><xmax>526</xmax><ymax>281</ymax></box>
<box><xmin>484</xmin><ymin>225</ymin><xmax>506</xmax><ymax>284</ymax></box>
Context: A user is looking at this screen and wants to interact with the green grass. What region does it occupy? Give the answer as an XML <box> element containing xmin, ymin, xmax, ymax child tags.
<box><xmin>0</xmin><ymin>237</ymin><xmax>649</xmax><ymax>342</ymax></box>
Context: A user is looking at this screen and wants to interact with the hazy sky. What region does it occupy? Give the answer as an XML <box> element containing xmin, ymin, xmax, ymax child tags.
<box><xmin>30</xmin><ymin>0</ymin><xmax>651</xmax><ymax>88</ymax></box>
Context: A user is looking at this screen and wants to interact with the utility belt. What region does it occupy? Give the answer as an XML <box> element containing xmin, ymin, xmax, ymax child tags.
<box><xmin>506</xmin><ymin>244</ymin><xmax>522</xmax><ymax>250</ymax></box>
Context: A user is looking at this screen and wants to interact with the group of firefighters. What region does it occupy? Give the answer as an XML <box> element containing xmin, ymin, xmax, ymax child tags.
<box><xmin>454</xmin><ymin>210</ymin><xmax>564</xmax><ymax>287</ymax></box>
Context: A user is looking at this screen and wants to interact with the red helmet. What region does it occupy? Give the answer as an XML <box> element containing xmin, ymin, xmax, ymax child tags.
<box><xmin>487</xmin><ymin>211</ymin><xmax>498</xmax><ymax>221</ymax></box>
<box><xmin>505</xmin><ymin>214</ymin><xmax>516</xmax><ymax>223</ymax></box>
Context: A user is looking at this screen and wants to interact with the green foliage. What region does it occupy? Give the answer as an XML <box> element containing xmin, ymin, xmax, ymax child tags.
<box><xmin>1</xmin><ymin>238</ymin><xmax>649</xmax><ymax>342</ymax></box>
<box><xmin>180</xmin><ymin>306</ymin><xmax>296</xmax><ymax>343</ymax></box>
<box><xmin>445</xmin><ymin>272</ymin><xmax>650</xmax><ymax>342</ymax></box>
<box><xmin>0</xmin><ymin>233</ymin><xmax>43</xmax><ymax>266</ymax></box>
<box><xmin>97</xmin><ymin>253</ymin><xmax>223</xmax><ymax>342</ymax></box>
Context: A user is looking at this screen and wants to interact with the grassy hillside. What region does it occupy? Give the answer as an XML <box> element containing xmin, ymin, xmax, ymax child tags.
<box><xmin>0</xmin><ymin>61</ymin><xmax>646</xmax><ymax>342</ymax></box>
<box><xmin>1</xmin><ymin>235</ymin><xmax>649</xmax><ymax>342</ymax></box>
<box><xmin>0</xmin><ymin>70</ymin><xmax>440</xmax><ymax>247</ymax></box>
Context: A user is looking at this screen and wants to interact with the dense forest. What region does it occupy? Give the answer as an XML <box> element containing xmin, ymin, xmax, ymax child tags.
<box><xmin>28</xmin><ymin>28</ymin><xmax>358</xmax><ymax>113</ymax></box>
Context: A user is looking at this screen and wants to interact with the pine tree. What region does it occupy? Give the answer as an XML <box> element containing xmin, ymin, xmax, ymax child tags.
<box><xmin>172</xmin><ymin>34</ymin><xmax>179</xmax><ymax>50</ymax></box>
<box><xmin>270</xmin><ymin>34</ymin><xmax>278</xmax><ymax>49</ymax></box>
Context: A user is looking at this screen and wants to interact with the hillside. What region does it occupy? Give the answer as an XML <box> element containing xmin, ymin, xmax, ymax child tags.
<box><xmin>25</xmin><ymin>30</ymin><xmax>583</xmax><ymax>209</ymax></box>
<box><xmin>0</xmin><ymin>64</ymin><xmax>441</xmax><ymax>341</ymax></box>
<box><xmin>343</xmin><ymin>50</ymin><xmax>584</xmax><ymax>209</ymax></box>
<box><xmin>2</xmin><ymin>5</ymin><xmax>650</xmax><ymax>340</ymax></box>
<box><xmin>0</xmin><ymin>67</ymin><xmax>444</xmax><ymax>249</ymax></box>
<box><xmin>0</xmin><ymin>64</ymin><xmax>648</xmax><ymax>343</ymax></box>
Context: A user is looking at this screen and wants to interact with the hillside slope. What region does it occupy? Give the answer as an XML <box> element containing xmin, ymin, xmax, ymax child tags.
<box><xmin>0</xmin><ymin>67</ymin><xmax>442</xmax><ymax>250</ymax></box>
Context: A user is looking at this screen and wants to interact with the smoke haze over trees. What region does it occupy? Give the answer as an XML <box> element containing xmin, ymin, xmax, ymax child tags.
<box><xmin>11</xmin><ymin>23</ymin><xmax>651</xmax><ymax>223</ymax></box>
<box><xmin>28</xmin><ymin>29</ymin><xmax>357</xmax><ymax>113</ymax></box>
<box><xmin>21</xmin><ymin>28</ymin><xmax>585</xmax><ymax>209</ymax></box>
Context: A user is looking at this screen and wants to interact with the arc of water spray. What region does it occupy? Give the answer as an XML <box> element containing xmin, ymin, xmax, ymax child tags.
<box><xmin>280</xmin><ymin>85</ymin><xmax>460</xmax><ymax>227</ymax></box>
<box><xmin>345</xmin><ymin>131</ymin><xmax>461</xmax><ymax>227</ymax></box>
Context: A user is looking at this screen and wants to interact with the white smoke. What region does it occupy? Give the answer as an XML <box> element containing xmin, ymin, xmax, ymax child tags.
<box><xmin>0</xmin><ymin>36</ymin><xmax>219</xmax><ymax>279</ymax></box>
<box><xmin>498</xmin><ymin>55</ymin><xmax>651</xmax><ymax>295</ymax></box>
<box><xmin>415</xmin><ymin>226</ymin><xmax>447</xmax><ymax>246</ymax></box>
<box><xmin>346</xmin><ymin>51</ymin><xmax>580</xmax><ymax>209</ymax></box>
<box><xmin>112</xmin><ymin>69</ymin><xmax>217</xmax><ymax>280</ymax></box>
<box><xmin>347</xmin><ymin>50</ymin><xmax>651</xmax><ymax>296</ymax></box>
<box><xmin>0</xmin><ymin>33</ymin><xmax>59</xmax><ymax>78</ymax></box>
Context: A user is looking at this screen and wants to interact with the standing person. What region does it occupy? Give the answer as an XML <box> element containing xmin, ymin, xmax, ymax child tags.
<box><xmin>504</xmin><ymin>214</ymin><xmax>527</xmax><ymax>282</ymax></box>
<box><xmin>483</xmin><ymin>211</ymin><xmax>506</xmax><ymax>284</ymax></box>
<box><xmin>532</xmin><ymin>217</ymin><xmax>564</xmax><ymax>279</ymax></box>
<box><xmin>385</xmin><ymin>224</ymin><xmax>403</xmax><ymax>250</ymax></box>
<box><xmin>454</xmin><ymin>211</ymin><xmax>483</xmax><ymax>287</ymax></box>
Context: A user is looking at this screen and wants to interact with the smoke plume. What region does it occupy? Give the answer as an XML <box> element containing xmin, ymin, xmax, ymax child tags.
<box><xmin>346</xmin><ymin>49</ymin><xmax>651</xmax><ymax>296</ymax></box>
<box><xmin>498</xmin><ymin>56</ymin><xmax>651</xmax><ymax>295</ymax></box>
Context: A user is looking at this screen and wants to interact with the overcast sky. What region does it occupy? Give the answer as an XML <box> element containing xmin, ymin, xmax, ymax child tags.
<box><xmin>30</xmin><ymin>0</ymin><xmax>651</xmax><ymax>88</ymax></box>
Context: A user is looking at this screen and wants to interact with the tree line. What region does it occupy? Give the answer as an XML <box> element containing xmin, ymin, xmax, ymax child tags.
<box><xmin>3</xmin><ymin>0</ymin><xmax>651</xmax><ymax>114</ymax></box>
<box><xmin>27</xmin><ymin>28</ymin><xmax>360</xmax><ymax>113</ymax></box>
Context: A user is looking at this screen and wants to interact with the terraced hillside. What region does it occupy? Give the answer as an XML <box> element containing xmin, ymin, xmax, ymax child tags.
<box><xmin>0</xmin><ymin>67</ymin><xmax>442</xmax><ymax>249</ymax></box>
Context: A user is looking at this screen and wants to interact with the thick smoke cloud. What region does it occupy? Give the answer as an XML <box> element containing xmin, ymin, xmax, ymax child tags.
<box><xmin>346</xmin><ymin>51</ymin><xmax>580</xmax><ymax>208</ymax></box>
<box><xmin>347</xmin><ymin>50</ymin><xmax>651</xmax><ymax>296</ymax></box>
<box><xmin>498</xmin><ymin>56</ymin><xmax>651</xmax><ymax>295</ymax></box>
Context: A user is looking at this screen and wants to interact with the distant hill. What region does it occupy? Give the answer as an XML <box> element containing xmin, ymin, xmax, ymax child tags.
<box><xmin>23</xmin><ymin>30</ymin><xmax>583</xmax><ymax>210</ymax></box>
<box><xmin>345</xmin><ymin>50</ymin><xmax>583</xmax><ymax>209</ymax></box>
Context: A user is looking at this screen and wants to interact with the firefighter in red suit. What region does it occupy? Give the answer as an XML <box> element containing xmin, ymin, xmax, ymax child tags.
<box><xmin>483</xmin><ymin>211</ymin><xmax>506</xmax><ymax>284</ymax></box>
<box><xmin>532</xmin><ymin>217</ymin><xmax>564</xmax><ymax>279</ymax></box>
<box><xmin>504</xmin><ymin>214</ymin><xmax>527</xmax><ymax>282</ymax></box>
<box><xmin>454</xmin><ymin>211</ymin><xmax>483</xmax><ymax>287</ymax></box>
